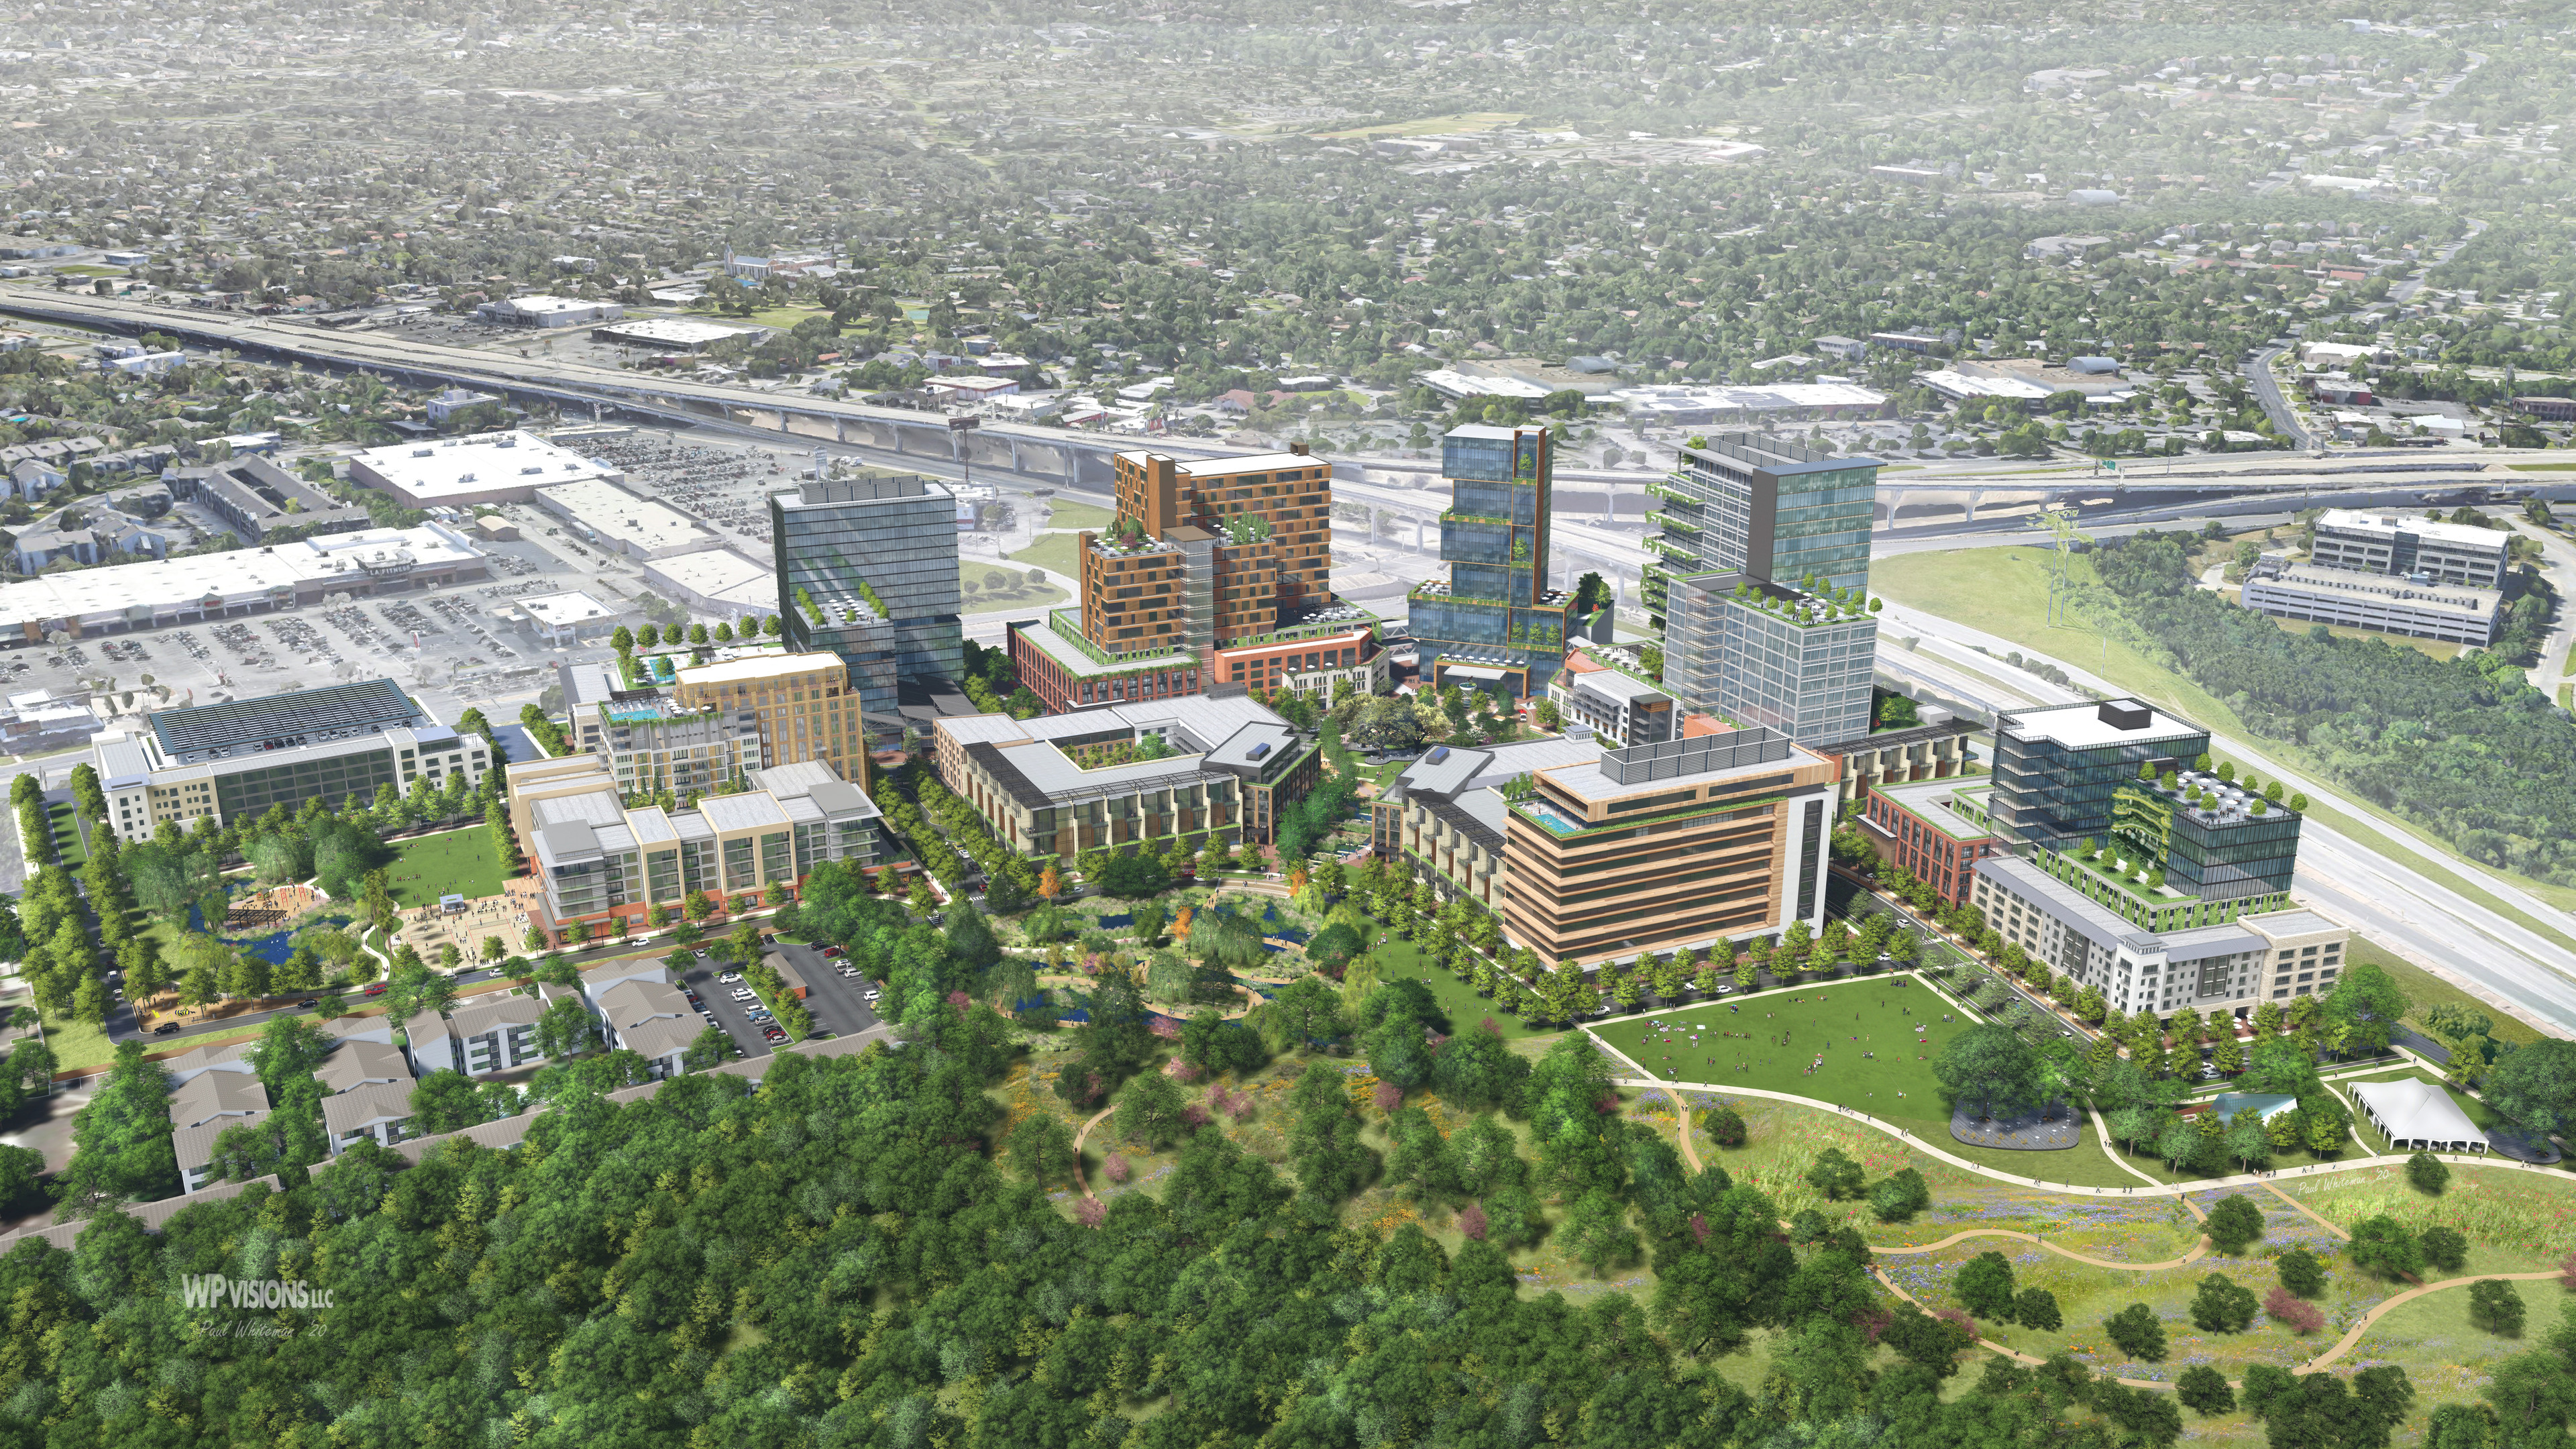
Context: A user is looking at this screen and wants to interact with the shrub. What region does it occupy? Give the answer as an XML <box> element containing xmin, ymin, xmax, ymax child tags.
<box><xmin>2263</xmin><ymin>1285</ymin><xmax>2325</xmax><ymax>1335</ymax></box>
<box><xmin>2104</xmin><ymin>1302</ymin><xmax>2167</xmax><ymax>1361</ymax></box>
<box><xmin>2013</xmin><ymin>1287</ymin><xmax>2062</xmax><ymax>1332</ymax></box>
<box><xmin>2189</xmin><ymin>1273</ymin><xmax>2259</xmax><ymax>1333</ymax></box>
<box><xmin>1458</xmin><ymin>1202</ymin><xmax>1487</xmax><ymax>1240</ymax></box>
<box><xmin>2178</xmin><ymin>1365</ymin><xmax>2236</xmax><ymax>1416</ymax></box>
<box><xmin>2469</xmin><ymin>1278</ymin><xmax>2526</xmax><ymax>1336</ymax></box>
<box><xmin>2203</xmin><ymin>1193</ymin><xmax>2265</xmax><ymax>1254</ymax></box>
<box><xmin>2276</xmin><ymin>1246</ymin><xmax>2328</xmax><ymax>1298</ymax></box>
<box><xmin>2422</xmin><ymin>1224</ymin><xmax>2469</xmax><ymax>1275</ymax></box>
<box><xmin>1701</xmin><ymin>1104</ymin><xmax>1746</xmax><ymax>1147</ymax></box>
<box><xmin>1805</xmin><ymin>1147</ymin><xmax>1865</xmax><ymax>1200</ymax></box>
<box><xmin>2407</xmin><ymin>1150</ymin><xmax>2452</xmax><ymax>1195</ymax></box>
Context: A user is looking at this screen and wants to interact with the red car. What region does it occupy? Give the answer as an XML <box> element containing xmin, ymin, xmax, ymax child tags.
<box><xmin>821</xmin><ymin>947</ymin><xmax>845</xmax><ymax>959</ymax></box>
<box><xmin>362</xmin><ymin>983</ymin><xmax>386</xmax><ymax>998</ymax></box>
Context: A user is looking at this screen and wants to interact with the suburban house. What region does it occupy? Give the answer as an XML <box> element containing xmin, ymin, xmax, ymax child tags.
<box><xmin>445</xmin><ymin>991</ymin><xmax>549</xmax><ymax>1077</ymax></box>
<box><xmin>170</xmin><ymin>1071</ymin><xmax>268</xmax><ymax>1193</ymax></box>
<box><xmin>322</xmin><ymin>1079</ymin><xmax>416</xmax><ymax>1154</ymax></box>
<box><xmin>593</xmin><ymin>978</ymin><xmax>701</xmax><ymax>1079</ymax></box>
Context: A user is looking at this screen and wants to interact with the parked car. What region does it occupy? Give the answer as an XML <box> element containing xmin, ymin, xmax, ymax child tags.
<box><xmin>821</xmin><ymin>947</ymin><xmax>845</xmax><ymax>959</ymax></box>
<box><xmin>761</xmin><ymin>1027</ymin><xmax>788</xmax><ymax>1042</ymax></box>
<box><xmin>154</xmin><ymin>1022</ymin><xmax>183</xmax><ymax>1036</ymax></box>
<box><xmin>731</xmin><ymin>988</ymin><xmax>757</xmax><ymax>1001</ymax></box>
<box><xmin>862</xmin><ymin>987</ymin><xmax>881</xmax><ymax>1004</ymax></box>
<box><xmin>296</xmin><ymin>999</ymin><xmax>317</xmax><ymax>1009</ymax></box>
<box><xmin>362</xmin><ymin>983</ymin><xmax>386</xmax><ymax>998</ymax></box>
<box><xmin>717</xmin><ymin>971</ymin><xmax>743</xmax><ymax>983</ymax></box>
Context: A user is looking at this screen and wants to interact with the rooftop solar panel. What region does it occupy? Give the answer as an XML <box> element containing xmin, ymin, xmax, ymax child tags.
<box><xmin>150</xmin><ymin>678</ymin><xmax>423</xmax><ymax>763</ymax></box>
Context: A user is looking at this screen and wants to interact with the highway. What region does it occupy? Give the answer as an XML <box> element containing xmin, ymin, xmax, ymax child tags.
<box><xmin>2243</xmin><ymin>345</ymin><xmax>2313</xmax><ymax>449</ymax></box>
<box><xmin>1874</xmin><ymin>600</ymin><xmax>2576</xmax><ymax>1039</ymax></box>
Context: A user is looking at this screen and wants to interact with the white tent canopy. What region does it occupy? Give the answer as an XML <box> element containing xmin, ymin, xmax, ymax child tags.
<box><xmin>2351</xmin><ymin>1079</ymin><xmax>2489</xmax><ymax>1155</ymax></box>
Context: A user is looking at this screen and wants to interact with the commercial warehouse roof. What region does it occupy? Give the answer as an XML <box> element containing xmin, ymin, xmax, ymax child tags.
<box><xmin>0</xmin><ymin>523</ymin><xmax>488</xmax><ymax>633</ymax></box>
<box><xmin>350</xmin><ymin>430</ymin><xmax>619</xmax><ymax>505</ymax></box>
<box><xmin>535</xmin><ymin>477</ymin><xmax>722</xmax><ymax>557</ymax></box>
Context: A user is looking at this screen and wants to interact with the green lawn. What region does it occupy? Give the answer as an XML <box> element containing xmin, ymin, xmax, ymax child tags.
<box><xmin>1873</xmin><ymin>545</ymin><xmax>2576</xmax><ymax>945</ymax></box>
<box><xmin>37</xmin><ymin>1008</ymin><xmax>115</xmax><ymax>1073</ymax></box>
<box><xmin>384</xmin><ymin>826</ymin><xmax>506</xmax><ymax>906</ymax></box>
<box><xmin>1599</xmin><ymin>979</ymin><xmax>1976</xmax><ymax>1139</ymax></box>
<box><xmin>45</xmin><ymin>802</ymin><xmax>89</xmax><ymax>866</ymax></box>
<box><xmin>959</xmin><ymin>561</ymin><xmax>1067</xmax><ymax>612</ymax></box>
<box><xmin>1369</xmin><ymin>934</ymin><xmax>1549</xmax><ymax>1041</ymax></box>
<box><xmin>1005</xmin><ymin>531</ymin><xmax>1084</xmax><ymax>582</ymax></box>
<box><xmin>1037</xmin><ymin>500</ymin><xmax>1114</xmax><ymax>531</ymax></box>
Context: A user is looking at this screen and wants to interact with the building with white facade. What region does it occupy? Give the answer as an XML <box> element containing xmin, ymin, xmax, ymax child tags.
<box><xmin>0</xmin><ymin>523</ymin><xmax>489</xmax><ymax>641</ymax></box>
<box><xmin>475</xmin><ymin>294</ymin><xmax>623</xmax><ymax>328</ymax></box>
<box><xmin>348</xmin><ymin>431</ymin><xmax>624</xmax><ymax>510</ymax></box>
<box><xmin>534</xmin><ymin>477</ymin><xmax>724</xmax><ymax>561</ymax></box>
<box><xmin>2239</xmin><ymin>561</ymin><xmax>2502</xmax><ymax>646</ymax></box>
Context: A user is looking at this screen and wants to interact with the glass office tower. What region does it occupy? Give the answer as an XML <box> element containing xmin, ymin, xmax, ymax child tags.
<box><xmin>1410</xmin><ymin>425</ymin><xmax>1572</xmax><ymax>699</ymax></box>
<box><xmin>772</xmin><ymin>471</ymin><xmax>964</xmax><ymax>741</ymax></box>
<box><xmin>1644</xmin><ymin>433</ymin><xmax>1878</xmax><ymax>627</ymax></box>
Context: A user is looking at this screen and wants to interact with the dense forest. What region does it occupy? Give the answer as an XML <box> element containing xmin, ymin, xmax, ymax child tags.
<box><xmin>2093</xmin><ymin>532</ymin><xmax>2576</xmax><ymax>888</ymax></box>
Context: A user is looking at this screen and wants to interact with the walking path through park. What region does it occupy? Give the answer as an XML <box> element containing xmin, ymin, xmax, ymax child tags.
<box><xmin>1070</xmin><ymin>1105</ymin><xmax>1114</xmax><ymax>1199</ymax></box>
<box><xmin>1647</xmin><ymin>1070</ymin><xmax>2538</xmax><ymax>1390</ymax></box>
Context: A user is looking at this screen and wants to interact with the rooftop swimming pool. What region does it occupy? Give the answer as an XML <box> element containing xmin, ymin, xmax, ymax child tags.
<box><xmin>1517</xmin><ymin>798</ymin><xmax>1585</xmax><ymax>835</ymax></box>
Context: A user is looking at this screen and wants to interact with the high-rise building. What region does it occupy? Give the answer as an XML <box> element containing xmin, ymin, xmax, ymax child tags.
<box><xmin>772</xmin><ymin>472</ymin><xmax>964</xmax><ymax>741</ymax></box>
<box><xmin>1644</xmin><ymin>433</ymin><xmax>1878</xmax><ymax>623</ymax></box>
<box><xmin>1647</xmin><ymin>433</ymin><xmax>1882</xmax><ymax>745</ymax></box>
<box><xmin>1006</xmin><ymin>448</ymin><xmax>1383</xmax><ymax>711</ymax></box>
<box><xmin>1662</xmin><ymin>574</ymin><xmax>1878</xmax><ymax>745</ymax></box>
<box><xmin>1411</xmin><ymin>425</ymin><xmax>1574</xmax><ymax>698</ymax></box>
<box><xmin>93</xmin><ymin>679</ymin><xmax>491</xmax><ymax>842</ymax></box>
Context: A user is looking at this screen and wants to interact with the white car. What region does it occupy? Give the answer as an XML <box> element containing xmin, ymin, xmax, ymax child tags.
<box><xmin>717</xmin><ymin>971</ymin><xmax>743</xmax><ymax>983</ymax></box>
<box><xmin>731</xmin><ymin>988</ymin><xmax>757</xmax><ymax>1002</ymax></box>
<box><xmin>862</xmin><ymin>988</ymin><xmax>881</xmax><ymax>1004</ymax></box>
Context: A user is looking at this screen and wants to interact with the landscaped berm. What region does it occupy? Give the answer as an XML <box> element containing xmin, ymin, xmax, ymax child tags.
<box><xmin>1596</xmin><ymin>977</ymin><xmax>1970</xmax><ymax>1136</ymax></box>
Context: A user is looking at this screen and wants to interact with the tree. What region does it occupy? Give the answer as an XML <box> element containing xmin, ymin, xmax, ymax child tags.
<box><xmin>2104</xmin><ymin>1302</ymin><xmax>2167</xmax><ymax>1361</ymax></box>
<box><xmin>2484</xmin><ymin>1038</ymin><xmax>2576</xmax><ymax>1140</ymax></box>
<box><xmin>2408</xmin><ymin>1150</ymin><xmax>2452</xmax><ymax>1195</ymax></box>
<box><xmin>2278</xmin><ymin>1246</ymin><xmax>2328</xmax><ymax>1298</ymax></box>
<box><xmin>1868</xmin><ymin>1167</ymin><xmax>1930</xmax><ymax>1222</ymax></box>
<box><xmin>2348</xmin><ymin>1215</ymin><xmax>2424</xmax><ymax>1281</ymax></box>
<box><xmin>2324</xmin><ymin>962</ymin><xmax>2410</xmax><ymax>1055</ymax></box>
<box><xmin>2013</xmin><ymin>1287</ymin><xmax>2061</xmax><ymax>1332</ymax></box>
<box><xmin>2470</xmin><ymin>1278</ymin><xmax>2527</xmax><ymax>1337</ymax></box>
<box><xmin>1932</xmin><ymin>1023</ymin><xmax>2042</xmax><ymax>1125</ymax></box>
<box><xmin>2178</xmin><ymin>1365</ymin><xmax>2236</xmax><ymax>1417</ymax></box>
<box><xmin>2204</xmin><ymin>1193</ymin><xmax>2265</xmax><ymax>1254</ymax></box>
<box><xmin>2422</xmin><ymin>1224</ymin><xmax>2469</xmax><ymax>1274</ymax></box>
<box><xmin>1008</xmin><ymin>1112</ymin><xmax>1074</xmax><ymax>1190</ymax></box>
<box><xmin>409</xmin><ymin>1069</ymin><xmax>484</xmax><ymax>1134</ymax></box>
<box><xmin>1096</xmin><ymin>852</ymin><xmax>1170</xmax><ymax>899</ymax></box>
<box><xmin>2189</xmin><ymin>1273</ymin><xmax>2257</xmax><ymax>1332</ymax></box>
<box><xmin>1112</xmin><ymin>1067</ymin><xmax>1190</xmax><ymax>1152</ymax></box>
<box><xmin>1955</xmin><ymin>1251</ymin><xmax>2016</xmax><ymax>1320</ymax></box>
<box><xmin>682</xmin><ymin>1026</ymin><xmax>733</xmax><ymax>1072</ymax></box>
<box><xmin>1878</xmin><ymin>1305</ymin><xmax>1974</xmax><ymax>1379</ymax></box>
<box><xmin>1804</xmin><ymin>1146</ymin><xmax>1864</xmax><ymax>1200</ymax></box>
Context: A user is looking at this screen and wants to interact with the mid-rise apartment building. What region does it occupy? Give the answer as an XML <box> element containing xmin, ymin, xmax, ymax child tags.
<box><xmin>773</xmin><ymin>472</ymin><xmax>965</xmax><ymax>741</ymax></box>
<box><xmin>674</xmin><ymin>651</ymin><xmax>863</xmax><ymax>777</ymax></box>
<box><xmin>1546</xmin><ymin>651</ymin><xmax>1676</xmax><ymax>749</ymax></box>
<box><xmin>1499</xmin><ymin>727</ymin><xmax>1839</xmax><ymax>964</ymax></box>
<box><xmin>507</xmin><ymin>756</ymin><xmax>882</xmax><ymax>932</ymax></box>
<box><xmin>93</xmin><ymin>679</ymin><xmax>490</xmax><ymax>842</ymax></box>
<box><xmin>1372</xmin><ymin>735</ymin><xmax>1606</xmax><ymax>912</ymax></box>
<box><xmin>932</xmin><ymin>694</ymin><xmax>1315</xmax><ymax>857</ymax></box>
<box><xmin>1970</xmin><ymin>695</ymin><xmax>2338</xmax><ymax>1023</ymax></box>
<box><xmin>1411</xmin><ymin>425</ymin><xmax>1574</xmax><ymax>699</ymax></box>
<box><xmin>1859</xmin><ymin>777</ymin><xmax>2000</xmax><ymax>907</ymax></box>
<box><xmin>1006</xmin><ymin>448</ymin><xmax>1382</xmax><ymax>710</ymax></box>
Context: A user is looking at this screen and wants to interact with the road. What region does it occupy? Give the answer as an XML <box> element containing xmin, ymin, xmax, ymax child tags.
<box><xmin>1874</xmin><ymin>600</ymin><xmax>2576</xmax><ymax>1038</ymax></box>
<box><xmin>2243</xmin><ymin>345</ymin><xmax>2313</xmax><ymax>449</ymax></box>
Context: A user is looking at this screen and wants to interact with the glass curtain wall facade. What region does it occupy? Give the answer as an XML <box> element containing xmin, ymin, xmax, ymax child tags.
<box><xmin>1411</xmin><ymin>425</ymin><xmax>1572</xmax><ymax>698</ymax></box>
<box><xmin>1987</xmin><ymin>703</ymin><xmax>2212</xmax><ymax>854</ymax></box>
<box><xmin>773</xmin><ymin>472</ymin><xmax>964</xmax><ymax>740</ymax></box>
<box><xmin>1644</xmin><ymin>434</ymin><xmax>1877</xmax><ymax>628</ymax></box>
<box><xmin>1665</xmin><ymin>575</ymin><xmax>1876</xmax><ymax>745</ymax></box>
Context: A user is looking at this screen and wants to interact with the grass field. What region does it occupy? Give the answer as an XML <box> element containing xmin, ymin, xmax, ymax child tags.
<box><xmin>1314</xmin><ymin>111</ymin><xmax>1525</xmax><ymax>140</ymax></box>
<box><xmin>2345</xmin><ymin>936</ymin><xmax>2548</xmax><ymax>1048</ymax></box>
<box><xmin>1369</xmin><ymin>936</ymin><xmax>1548</xmax><ymax>1041</ymax></box>
<box><xmin>1036</xmin><ymin>500</ymin><xmax>1114</xmax><ymax>531</ymax></box>
<box><xmin>1872</xmin><ymin>545</ymin><xmax>2576</xmax><ymax>944</ymax></box>
<box><xmin>1005</xmin><ymin>531</ymin><xmax>1083</xmax><ymax>582</ymax></box>
<box><xmin>383</xmin><ymin>826</ymin><xmax>505</xmax><ymax>907</ymax></box>
<box><xmin>1599</xmin><ymin>979</ymin><xmax>1973</xmax><ymax>1137</ymax></box>
<box><xmin>958</xmin><ymin>562</ymin><xmax>1067</xmax><ymax>612</ymax></box>
<box><xmin>44</xmin><ymin>802</ymin><xmax>88</xmax><ymax>866</ymax></box>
